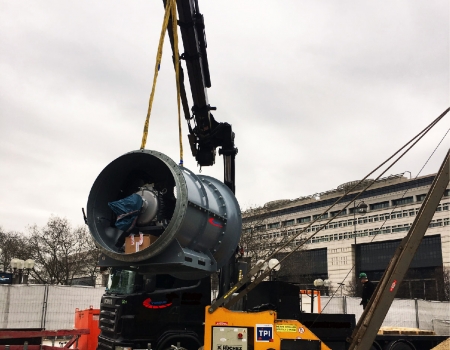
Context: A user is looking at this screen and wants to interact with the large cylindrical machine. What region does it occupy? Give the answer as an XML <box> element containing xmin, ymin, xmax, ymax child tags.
<box><xmin>87</xmin><ymin>150</ymin><xmax>242</xmax><ymax>278</ymax></box>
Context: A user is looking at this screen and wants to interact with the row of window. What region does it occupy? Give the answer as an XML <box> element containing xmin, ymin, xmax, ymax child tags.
<box><xmin>244</xmin><ymin>203</ymin><xmax>449</xmax><ymax>234</ymax></box>
<box><xmin>307</xmin><ymin>218</ymin><xmax>449</xmax><ymax>245</ymax></box>
<box><xmin>257</xmin><ymin>217</ymin><xmax>449</xmax><ymax>246</ymax></box>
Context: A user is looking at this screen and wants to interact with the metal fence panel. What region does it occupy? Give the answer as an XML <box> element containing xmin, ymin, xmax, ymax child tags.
<box><xmin>432</xmin><ymin>319</ymin><xmax>450</xmax><ymax>336</ymax></box>
<box><xmin>382</xmin><ymin>299</ymin><xmax>417</xmax><ymax>328</ymax></box>
<box><xmin>418</xmin><ymin>300</ymin><xmax>450</xmax><ymax>330</ymax></box>
<box><xmin>321</xmin><ymin>296</ymin><xmax>345</xmax><ymax>314</ymax></box>
<box><xmin>344</xmin><ymin>297</ymin><xmax>363</xmax><ymax>322</ymax></box>
<box><xmin>322</xmin><ymin>296</ymin><xmax>449</xmax><ymax>330</ymax></box>
<box><xmin>0</xmin><ymin>286</ymin><xmax>9</xmax><ymax>328</ymax></box>
<box><xmin>45</xmin><ymin>285</ymin><xmax>104</xmax><ymax>329</ymax></box>
<box><xmin>0</xmin><ymin>285</ymin><xmax>46</xmax><ymax>329</ymax></box>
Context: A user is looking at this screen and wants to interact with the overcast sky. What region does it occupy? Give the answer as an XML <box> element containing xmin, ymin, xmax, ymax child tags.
<box><xmin>1</xmin><ymin>1</ymin><xmax>449</xmax><ymax>233</ymax></box>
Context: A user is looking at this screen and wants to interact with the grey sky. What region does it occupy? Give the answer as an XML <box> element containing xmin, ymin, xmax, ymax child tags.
<box><xmin>1</xmin><ymin>1</ymin><xmax>449</xmax><ymax>233</ymax></box>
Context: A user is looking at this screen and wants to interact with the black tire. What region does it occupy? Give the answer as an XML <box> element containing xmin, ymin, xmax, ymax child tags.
<box><xmin>383</xmin><ymin>339</ymin><xmax>416</xmax><ymax>350</ymax></box>
<box><xmin>370</xmin><ymin>341</ymin><xmax>383</xmax><ymax>350</ymax></box>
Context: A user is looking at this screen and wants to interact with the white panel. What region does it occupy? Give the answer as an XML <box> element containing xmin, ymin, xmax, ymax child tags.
<box><xmin>45</xmin><ymin>285</ymin><xmax>105</xmax><ymax>330</ymax></box>
<box><xmin>0</xmin><ymin>286</ymin><xmax>10</xmax><ymax>328</ymax></box>
<box><xmin>6</xmin><ymin>285</ymin><xmax>46</xmax><ymax>328</ymax></box>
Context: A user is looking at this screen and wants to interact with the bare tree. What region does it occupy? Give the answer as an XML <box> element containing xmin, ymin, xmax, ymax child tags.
<box><xmin>28</xmin><ymin>216</ymin><xmax>100</xmax><ymax>285</ymax></box>
<box><xmin>241</xmin><ymin>206</ymin><xmax>286</xmax><ymax>264</ymax></box>
<box><xmin>0</xmin><ymin>227</ymin><xmax>32</xmax><ymax>272</ymax></box>
<box><xmin>240</xmin><ymin>204</ymin><xmax>307</xmax><ymax>279</ymax></box>
<box><xmin>344</xmin><ymin>275</ymin><xmax>359</xmax><ymax>297</ymax></box>
<box><xmin>442</xmin><ymin>267</ymin><xmax>450</xmax><ymax>301</ymax></box>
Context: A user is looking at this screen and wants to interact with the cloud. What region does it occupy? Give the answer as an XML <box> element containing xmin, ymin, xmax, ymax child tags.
<box><xmin>0</xmin><ymin>0</ymin><xmax>448</xmax><ymax>232</ymax></box>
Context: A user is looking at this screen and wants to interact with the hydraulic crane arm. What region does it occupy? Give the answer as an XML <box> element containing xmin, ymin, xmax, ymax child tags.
<box><xmin>165</xmin><ymin>0</ymin><xmax>237</xmax><ymax>193</ymax></box>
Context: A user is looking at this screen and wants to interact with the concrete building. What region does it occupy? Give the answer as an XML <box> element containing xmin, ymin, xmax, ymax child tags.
<box><xmin>242</xmin><ymin>173</ymin><xmax>450</xmax><ymax>300</ymax></box>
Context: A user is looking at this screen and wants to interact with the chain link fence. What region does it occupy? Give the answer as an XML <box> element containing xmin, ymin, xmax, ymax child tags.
<box><xmin>0</xmin><ymin>284</ymin><xmax>104</xmax><ymax>329</ymax></box>
<box><xmin>321</xmin><ymin>296</ymin><xmax>450</xmax><ymax>335</ymax></box>
<box><xmin>1</xmin><ymin>285</ymin><xmax>448</xmax><ymax>336</ymax></box>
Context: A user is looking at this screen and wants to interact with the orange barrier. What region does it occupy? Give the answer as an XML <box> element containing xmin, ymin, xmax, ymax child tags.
<box><xmin>74</xmin><ymin>308</ymin><xmax>100</xmax><ymax>350</ymax></box>
<box><xmin>300</xmin><ymin>290</ymin><xmax>322</xmax><ymax>313</ymax></box>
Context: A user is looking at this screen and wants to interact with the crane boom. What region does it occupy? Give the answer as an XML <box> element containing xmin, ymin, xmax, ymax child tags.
<box><xmin>166</xmin><ymin>0</ymin><xmax>237</xmax><ymax>192</ymax></box>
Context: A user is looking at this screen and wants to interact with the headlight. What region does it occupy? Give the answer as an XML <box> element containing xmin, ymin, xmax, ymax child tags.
<box><xmin>115</xmin><ymin>346</ymin><xmax>132</xmax><ymax>350</ymax></box>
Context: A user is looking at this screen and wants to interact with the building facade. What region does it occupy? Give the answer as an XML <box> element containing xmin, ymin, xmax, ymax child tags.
<box><xmin>241</xmin><ymin>173</ymin><xmax>450</xmax><ymax>300</ymax></box>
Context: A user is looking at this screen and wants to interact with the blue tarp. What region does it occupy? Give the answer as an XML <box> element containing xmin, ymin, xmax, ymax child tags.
<box><xmin>108</xmin><ymin>193</ymin><xmax>143</xmax><ymax>232</ymax></box>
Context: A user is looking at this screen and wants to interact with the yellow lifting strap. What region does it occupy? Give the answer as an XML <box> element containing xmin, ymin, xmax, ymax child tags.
<box><xmin>140</xmin><ymin>0</ymin><xmax>183</xmax><ymax>166</ymax></box>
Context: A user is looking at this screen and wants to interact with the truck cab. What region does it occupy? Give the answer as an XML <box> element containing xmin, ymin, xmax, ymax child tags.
<box><xmin>98</xmin><ymin>269</ymin><xmax>211</xmax><ymax>350</ymax></box>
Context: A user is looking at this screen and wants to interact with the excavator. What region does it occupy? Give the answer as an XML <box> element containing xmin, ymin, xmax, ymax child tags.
<box><xmin>85</xmin><ymin>1</ymin><xmax>449</xmax><ymax>350</ymax></box>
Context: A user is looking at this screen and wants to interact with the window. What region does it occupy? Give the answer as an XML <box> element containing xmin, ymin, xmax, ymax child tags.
<box><xmin>381</xmin><ymin>227</ymin><xmax>391</xmax><ymax>234</ymax></box>
<box><xmin>392</xmin><ymin>225</ymin><xmax>409</xmax><ymax>233</ymax></box>
<box><xmin>429</xmin><ymin>220</ymin><xmax>443</xmax><ymax>228</ymax></box>
<box><xmin>297</xmin><ymin>216</ymin><xmax>311</xmax><ymax>224</ymax></box>
<box><xmin>268</xmin><ymin>222</ymin><xmax>280</xmax><ymax>229</ymax></box>
<box><xmin>283</xmin><ymin>219</ymin><xmax>295</xmax><ymax>227</ymax></box>
<box><xmin>444</xmin><ymin>189</ymin><xmax>450</xmax><ymax>197</ymax></box>
<box><xmin>243</xmin><ymin>228</ymin><xmax>252</xmax><ymax>233</ymax></box>
<box><xmin>370</xmin><ymin>201</ymin><xmax>390</xmax><ymax>210</ymax></box>
<box><xmin>443</xmin><ymin>203</ymin><xmax>449</xmax><ymax>211</ymax></box>
<box><xmin>313</xmin><ymin>213</ymin><xmax>328</xmax><ymax>220</ymax></box>
<box><xmin>330</xmin><ymin>209</ymin><xmax>347</xmax><ymax>217</ymax></box>
<box><xmin>255</xmin><ymin>225</ymin><xmax>266</xmax><ymax>232</ymax></box>
<box><xmin>416</xmin><ymin>194</ymin><xmax>426</xmax><ymax>202</ymax></box>
<box><xmin>392</xmin><ymin>197</ymin><xmax>413</xmax><ymax>206</ymax></box>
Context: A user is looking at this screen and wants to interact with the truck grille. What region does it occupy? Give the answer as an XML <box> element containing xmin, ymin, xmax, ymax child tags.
<box><xmin>97</xmin><ymin>335</ymin><xmax>114</xmax><ymax>350</ymax></box>
<box><xmin>99</xmin><ymin>299</ymin><xmax>120</xmax><ymax>334</ymax></box>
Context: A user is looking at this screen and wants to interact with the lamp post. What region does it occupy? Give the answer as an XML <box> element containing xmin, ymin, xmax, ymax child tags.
<box><xmin>323</xmin><ymin>279</ymin><xmax>331</xmax><ymax>296</ymax></box>
<box><xmin>311</xmin><ymin>279</ymin><xmax>324</xmax><ymax>313</ymax></box>
<box><xmin>10</xmin><ymin>258</ymin><xmax>34</xmax><ymax>284</ymax></box>
<box><xmin>23</xmin><ymin>259</ymin><xmax>35</xmax><ymax>284</ymax></box>
<box><xmin>268</xmin><ymin>258</ymin><xmax>280</xmax><ymax>281</ymax></box>
<box><xmin>337</xmin><ymin>282</ymin><xmax>345</xmax><ymax>297</ymax></box>
<box><xmin>353</xmin><ymin>201</ymin><xmax>368</xmax><ymax>279</ymax></box>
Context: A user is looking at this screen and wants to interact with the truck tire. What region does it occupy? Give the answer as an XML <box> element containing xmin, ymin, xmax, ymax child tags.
<box><xmin>370</xmin><ymin>341</ymin><xmax>382</xmax><ymax>350</ymax></box>
<box><xmin>383</xmin><ymin>339</ymin><xmax>416</xmax><ymax>350</ymax></box>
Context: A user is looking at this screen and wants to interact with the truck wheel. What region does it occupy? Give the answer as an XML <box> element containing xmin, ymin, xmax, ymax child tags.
<box><xmin>370</xmin><ymin>341</ymin><xmax>382</xmax><ymax>350</ymax></box>
<box><xmin>383</xmin><ymin>339</ymin><xmax>416</xmax><ymax>350</ymax></box>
